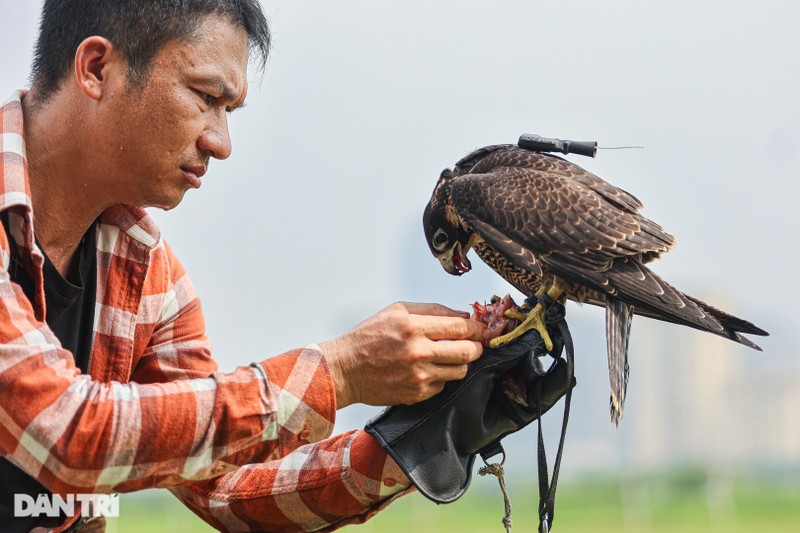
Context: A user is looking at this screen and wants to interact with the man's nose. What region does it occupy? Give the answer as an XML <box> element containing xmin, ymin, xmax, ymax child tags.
<box><xmin>198</xmin><ymin>112</ymin><xmax>232</xmax><ymax>160</ymax></box>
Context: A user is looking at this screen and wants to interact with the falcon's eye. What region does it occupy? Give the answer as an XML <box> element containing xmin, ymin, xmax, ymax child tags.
<box><xmin>432</xmin><ymin>229</ymin><xmax>449</xmax><ymax>251</ymax></box>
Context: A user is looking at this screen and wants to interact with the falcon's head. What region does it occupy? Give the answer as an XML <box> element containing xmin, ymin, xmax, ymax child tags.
<box><xmin>423</xmin><ymin>168</ymin><xmax>474</xmax><ymax>276</ymax></box>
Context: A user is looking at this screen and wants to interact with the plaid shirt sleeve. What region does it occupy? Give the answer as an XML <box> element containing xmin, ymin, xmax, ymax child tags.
<box><xmin>127</xmin><ymin>241</ymin><xmax>341</xmax><ymax>472</ymax></box>
<box><xmin>133</xmin><ymin>245</ymin><xmax>412</xmax><ymax>531</ymax></box>
<box><xmin>0</xmin><ymin>226</ymin><xmax>410</xmax><ymax>530</ymax></box>
<box><xmin>170</xmin><ymin>430</ymin><xmax>412</xmax><ymax>533</ymax></box>
<box><xmin>0</xmin><ymin>225</ymin><xmax>337</xmax><ymax>495</ymax></box>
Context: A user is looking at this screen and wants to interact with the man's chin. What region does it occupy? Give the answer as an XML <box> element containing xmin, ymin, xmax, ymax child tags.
<box><xmin>145</xmin><ymin>189</ymin><xmax>189</xmax><ymax>211</ymax></box>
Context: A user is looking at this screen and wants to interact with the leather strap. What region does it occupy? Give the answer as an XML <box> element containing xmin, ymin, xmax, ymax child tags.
<box><xmin>536</xmin><ymin>311</ymin><xmax>575</xmax><ymax>533</ymax></box>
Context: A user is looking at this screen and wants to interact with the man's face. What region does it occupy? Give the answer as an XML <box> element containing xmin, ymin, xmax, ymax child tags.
<box><xmin>96</xmin><ymin>14</ymin><xmax>249</xmax><ymax>210</ymax></box>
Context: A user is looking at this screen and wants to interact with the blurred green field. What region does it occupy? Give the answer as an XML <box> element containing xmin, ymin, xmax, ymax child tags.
<box><xmin>108</xmin><ymin>471</ymin><xmax>800</xmax><ymax>533</ymax></box>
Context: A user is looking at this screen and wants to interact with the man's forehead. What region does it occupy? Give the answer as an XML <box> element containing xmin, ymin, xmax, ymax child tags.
<box><xmin>192</xmin><ymin>14</ymin><xmax>250</xmax><ymax>54</ymax></box>
<box><xmin>158</xmin><ymin>17</ymin><xmax>249</xmax><ymax>99</ymax></box>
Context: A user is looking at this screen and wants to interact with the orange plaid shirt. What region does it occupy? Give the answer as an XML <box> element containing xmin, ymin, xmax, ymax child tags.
<box><xmin>0</xmin><ymin>92</ymin><xmax>409</xmax><ymax>532</ymax></box>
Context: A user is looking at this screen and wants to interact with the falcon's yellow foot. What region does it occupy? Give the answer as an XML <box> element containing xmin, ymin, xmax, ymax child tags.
<box><xmin>489</xmin><ymin>303</ymin><xmax>553</xmax><ymax>351</ymax></box>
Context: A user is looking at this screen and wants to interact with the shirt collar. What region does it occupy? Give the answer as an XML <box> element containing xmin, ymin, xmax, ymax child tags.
<box><xmin>0</xmin><ymin>91</ymin><xmax>34</xmax><ymax>214</ymax></box>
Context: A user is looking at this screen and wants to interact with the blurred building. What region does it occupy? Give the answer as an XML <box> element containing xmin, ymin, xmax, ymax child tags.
<box><xmin>588</xmin><ymin>295</ymin><xmax>799</xmax><ymax>473</ymax></box>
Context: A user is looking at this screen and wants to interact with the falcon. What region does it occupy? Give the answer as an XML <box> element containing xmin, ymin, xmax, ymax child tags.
<box><xmin>423</xmin><ymin>143</ymin><xmax>768</xmax><ymax>424</ymax></box>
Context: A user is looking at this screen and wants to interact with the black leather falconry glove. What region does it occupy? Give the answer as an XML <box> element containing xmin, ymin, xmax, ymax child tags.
<box><xmin>365</xmin><ymin>303</ymin><xmax>574</xmax><ymax>504</ymax></box>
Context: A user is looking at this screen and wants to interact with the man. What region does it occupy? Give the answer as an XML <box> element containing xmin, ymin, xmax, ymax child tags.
<box><xmin>0</xmin><ymin>1</ymin><xmax>491</xmax><ymax>531</ymax></box>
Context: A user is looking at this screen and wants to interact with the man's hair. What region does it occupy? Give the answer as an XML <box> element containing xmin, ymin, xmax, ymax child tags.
<box><xmin>30</xmin><ymin>0</ymin><xmax>270</xmax><ymax>102</ymax></box>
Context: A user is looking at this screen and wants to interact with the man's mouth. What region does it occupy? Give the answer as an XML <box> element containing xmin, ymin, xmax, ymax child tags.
<box><xmin>182</xmin><ymin>164</ymin><xmax>207</xmax><ymax>179</ymax></box>
<box><xmin>453</xmin><ymin>242</ymin><xmax>472</xmax><ymax>274</ymax></box>
<box><xmin>181</xmin><ymin>164</ymin><xmax>207</xmax><ymax>189</ymax></box>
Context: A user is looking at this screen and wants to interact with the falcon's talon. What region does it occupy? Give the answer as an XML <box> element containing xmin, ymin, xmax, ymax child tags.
<box><xmin>489</xmin><ymin>304</ymin><xmax>553</xmax><ymax>351</ymax></box>
<box><xmin>503</xmin><ymin>308</ymin><xmax>528</xmax><ymax>322</ymax></box>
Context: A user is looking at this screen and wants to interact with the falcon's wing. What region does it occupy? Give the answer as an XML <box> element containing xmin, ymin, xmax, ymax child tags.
<box><xmin>449</xmin><ymin>159</ymin><xmax>675</xmax><ymax>275</ymax></box>
<box><xmin>449</xmin><ymin>159</ymin><xmax>729</xmax><ymax>333</ymax></box>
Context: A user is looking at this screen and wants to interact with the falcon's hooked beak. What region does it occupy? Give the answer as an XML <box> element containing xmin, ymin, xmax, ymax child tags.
<box><xmin>440</xmin><ymin>241</ymin><xmax>473</xmax><ymax>276</ymax></box>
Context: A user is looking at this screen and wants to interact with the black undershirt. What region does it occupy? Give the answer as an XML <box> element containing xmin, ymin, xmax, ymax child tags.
<box><xmin>0</xmin><ymin>214</ymin><xmax>98</xmax><ymax>531</ymax></box>
<box><xmin>38</xmin><ymin>224</ymin><xmax>98</xmax><ymax>373</ymax></box>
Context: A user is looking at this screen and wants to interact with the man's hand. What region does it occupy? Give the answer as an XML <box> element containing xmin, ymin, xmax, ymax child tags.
<box><xmin>319</xmin><ymin>302</ymin><xmax>488</xmax><ymax>408</ymax></box>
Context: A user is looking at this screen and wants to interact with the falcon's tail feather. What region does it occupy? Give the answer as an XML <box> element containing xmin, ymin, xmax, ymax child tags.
<box><xmin>683</xmin><ymin>294</ymin><xmax>769</xmax><ymax>341</ymax></box>
<box><xmin>606</xmin><ymin>297</ymin><xmax>632</xmax><ymax>426</ymax></box>
<box><xmin>631</xmin><ymin>305</ymin><xmax>766</xmax><ymax>350</ymax></box>
<box><xmin>604</xmin><ymin>259</ymin><xmax>769</xmax><ymax>350</ymax></box>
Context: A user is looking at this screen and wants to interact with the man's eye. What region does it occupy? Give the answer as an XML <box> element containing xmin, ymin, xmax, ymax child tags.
<box><xmin>193</xmin><ymin>89</ymin><xmax>216</xmax><ymax>106</ymax></box>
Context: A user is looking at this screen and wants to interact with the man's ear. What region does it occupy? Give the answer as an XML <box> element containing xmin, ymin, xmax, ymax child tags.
<box><xmin>73</xmin><ymin>36</ymin><xmax>123</xmax><ymax>101</ymax></box>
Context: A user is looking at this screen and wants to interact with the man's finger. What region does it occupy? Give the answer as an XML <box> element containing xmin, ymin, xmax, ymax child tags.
<box><xmin>414</xmin><ymin>315</ymin><xmax>487</xmax><ymax>342</ymax></box>
<box><xmin>429</xmin><ymin>362</ymin><xmax>470</xmax><ymax>383</ymax></box>
<box><xmin>400</xmin><ymin>302</ymin><xmax>471</xmax><ymax>319</ymax></box>
<box><xmin>426</xmin><ymin>339</ymin><xmax>483</xmax><ymax>364</ymax></box>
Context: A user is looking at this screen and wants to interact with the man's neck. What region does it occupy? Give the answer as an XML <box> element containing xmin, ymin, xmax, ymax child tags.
<box><xmin>23</xmin><ymin>92</ymin><xmax>106</xmax><ymax>277</ymax></box>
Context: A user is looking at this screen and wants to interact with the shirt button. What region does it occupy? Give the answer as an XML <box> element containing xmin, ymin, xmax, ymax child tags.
<box><xmin>383</xmin><ymin>478</ymin><xmax>397</xmax><ymax>487</ymax></box>
<box><xmin>299</xmin><ymin>429</ymin><xmax>310</xmax><ymax>441</ymax></box>
<box><xmin>214</xmin><ymin>466</ymin><xmax>225</xmax><ymax>474</ymax></box>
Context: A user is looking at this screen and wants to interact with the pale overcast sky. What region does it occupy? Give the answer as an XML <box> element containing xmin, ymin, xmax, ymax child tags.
<box><xmin>2</xmin><ymin>1</ymin><xmax>798</xmax><ymax>472</ymax></box>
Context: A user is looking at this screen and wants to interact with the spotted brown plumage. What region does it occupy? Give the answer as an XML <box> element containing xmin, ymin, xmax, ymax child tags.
<box><xmin>423</xmin><ymin>144</ymin><xmax>768</xmax><ymax>424</ymax></box>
